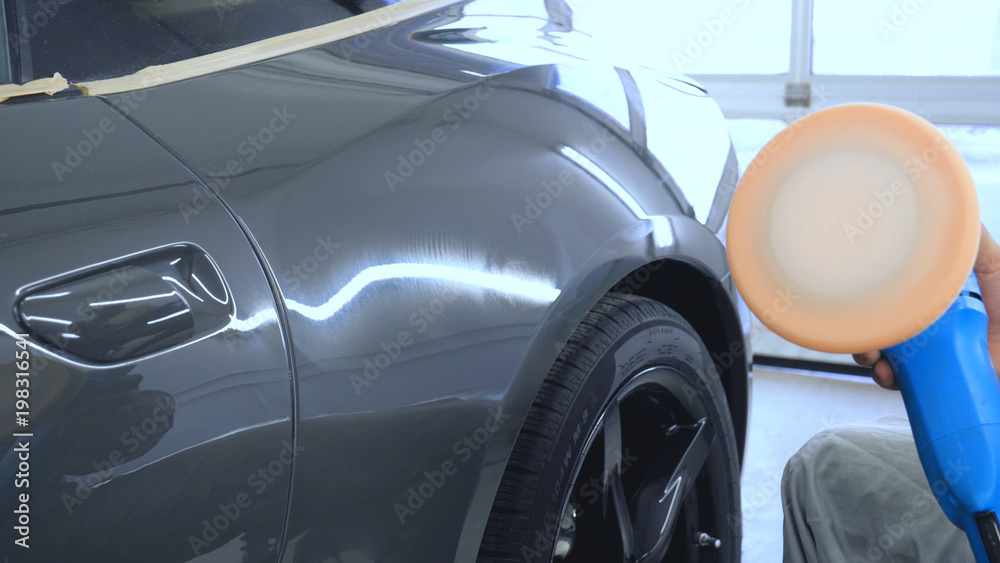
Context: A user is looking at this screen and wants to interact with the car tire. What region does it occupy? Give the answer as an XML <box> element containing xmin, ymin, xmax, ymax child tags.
<box><xmin>477</xmin><ymin>292</ymin><xmax>741</xmax><ymax>562</ymax></box>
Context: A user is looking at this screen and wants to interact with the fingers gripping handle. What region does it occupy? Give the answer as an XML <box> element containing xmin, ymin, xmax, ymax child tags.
<box><xmin>883</xmin><ymin>281</ymin><xmax>1000</xmax><ymax>563</ymax></box>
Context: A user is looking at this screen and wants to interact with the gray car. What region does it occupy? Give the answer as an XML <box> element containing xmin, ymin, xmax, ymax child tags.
<box><xmin>0</xmin><ymin>0</ymin><xmax>749</xmax><ymax>561</ymax></box>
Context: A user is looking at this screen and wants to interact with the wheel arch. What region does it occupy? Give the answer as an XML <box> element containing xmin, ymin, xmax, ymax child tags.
<box><xmin>456</xmin><ymin>214</ymin><xmax>750</xmax><ymax>562</ymax></box>
<box><xmin>620</xmin><ymin>257</ymin><xmax>750</xmax><ymax>466</ymax></box>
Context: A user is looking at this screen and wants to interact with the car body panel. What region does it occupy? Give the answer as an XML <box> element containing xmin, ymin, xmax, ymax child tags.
<box><xmin>0</xmin><ymin>1</ymin><xmax>748</xmax><ymax>561</ymax></box>
<box><xmin>0</xmin><ymin>96</ymin><xmax>293</xmax><ymax>561</ymax></box>
<box><xmin>105</xmin><ymin>3</ymin><xmax>746</xmax><ymax>561</ymax></box>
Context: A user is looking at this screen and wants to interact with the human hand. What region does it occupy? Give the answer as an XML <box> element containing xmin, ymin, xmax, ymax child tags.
<box><xmin>854</xmin><ymin>224</ymin><xmax>1000</xmax><ymax>390</ymax></box>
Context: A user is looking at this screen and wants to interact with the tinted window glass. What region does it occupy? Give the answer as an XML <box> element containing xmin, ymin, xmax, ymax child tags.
<box><xmin>0</xmin><ymin>1</ymin><xmax>11</xmax><ymax>83</ymax></box>
<box><xmin>9</xmin><ymin>0</ymin><xmax>401</xmax><ymax>82</ymax></box>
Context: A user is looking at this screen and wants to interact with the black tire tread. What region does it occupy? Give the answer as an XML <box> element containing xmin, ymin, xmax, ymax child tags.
<box><xmin>477</xmin><ymin>292</ymin><xmax>721</xmax><ymax>562</ymax></box>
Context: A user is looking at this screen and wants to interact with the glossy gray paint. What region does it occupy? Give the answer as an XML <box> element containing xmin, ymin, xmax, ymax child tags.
<box><xmin>0</xmin><ymin>1</ymin><xmax>748</xmax><ymax>561</ymax></box>
<box><xmin>0</xmin><ymin>97</ymin><xmax>294</xmax><ymax>561</ymax></box>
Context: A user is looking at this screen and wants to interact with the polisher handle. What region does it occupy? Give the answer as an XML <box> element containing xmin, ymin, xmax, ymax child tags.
<box><xmin>883</xmin><ymin>276</ymin><xmax>1000</xmax><ymax>563</ymax></box>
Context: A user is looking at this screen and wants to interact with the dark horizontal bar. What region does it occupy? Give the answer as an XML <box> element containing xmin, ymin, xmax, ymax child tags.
<box><xmin>753</xmin><ymin>354</ymin><xmax>872</xmax><ymax>378</ymax></box>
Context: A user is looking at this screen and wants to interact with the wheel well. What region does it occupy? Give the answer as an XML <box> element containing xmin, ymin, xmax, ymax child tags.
<box><xmin>610</xmin><ymin>258</ymin><xmax>750</xmax><ymax>465</ymax></box>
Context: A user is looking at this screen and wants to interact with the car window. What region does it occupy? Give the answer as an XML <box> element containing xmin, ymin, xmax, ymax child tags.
<box><xmin>0</xmin><ymin>1</ymin><xmax>11</xmax><ymax>83</ymax></box>
<box><xmin>8</xmin><ymin>0</ymin><xmax>405</xmax><ymax>83</ymax></box>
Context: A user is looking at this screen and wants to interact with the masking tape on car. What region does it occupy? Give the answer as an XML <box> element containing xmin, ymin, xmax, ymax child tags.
<box><xmin>76</xmin><ymin>0</ymin><xmax>459</xmax><ymax>97</ymax></box>
<box><xmin>0</xmin><ymin>73</ymin><xmax>69</xmax><ymax>103</ymax></box>
<box><xmin>0</xmin><ymin>0</ymin><xmax>456</xmax><ymax>102</ymax></box>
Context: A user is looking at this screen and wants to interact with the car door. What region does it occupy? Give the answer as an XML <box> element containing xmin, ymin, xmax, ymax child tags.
<box><xmin>0</xmin><ymin>95</ymin><xmax>294</xmax><ymax>561</ymax></box>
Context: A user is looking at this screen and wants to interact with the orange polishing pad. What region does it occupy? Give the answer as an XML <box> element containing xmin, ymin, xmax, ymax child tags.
<box><xmin>727</xmin><ymin>103</ymin><xmax>980</xmax><ymax>354</ymax></box>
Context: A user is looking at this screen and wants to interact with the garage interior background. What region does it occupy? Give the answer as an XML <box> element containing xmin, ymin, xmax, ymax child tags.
<box><xmin>562</xmin><ymin>0</ymin><xmax>998</xmax><ymax>559</ymax></box>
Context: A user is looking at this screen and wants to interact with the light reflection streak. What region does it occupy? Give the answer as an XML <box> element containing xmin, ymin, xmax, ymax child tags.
<box><xmin>286</xmin><ymin>263</ymin><xmax>560</xmax><ymax>322</ymax></box>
